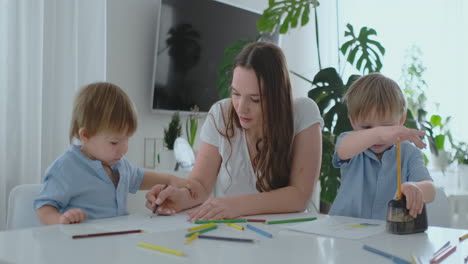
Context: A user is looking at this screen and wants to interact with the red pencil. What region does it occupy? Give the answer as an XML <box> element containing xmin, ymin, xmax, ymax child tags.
<box><xmin>72</xmin><ymin>229</ymin><xmax>143</xmax><ymax>239</ymax></box>
<box><xmin>246</xmin><ymin>219</ymin><xmax>266</xmax><ymax>223</ymax></box>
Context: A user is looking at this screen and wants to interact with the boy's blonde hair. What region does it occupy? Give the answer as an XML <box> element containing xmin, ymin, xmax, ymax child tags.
<box><xmin>69</xmin><ymin>82</ymin><xmax>138</xmax><ymax>143</ymax></box>
<box><xmin>344</xmin><ymin>73</ymin><xmax>406</xmax><ymax>122</ymax></box>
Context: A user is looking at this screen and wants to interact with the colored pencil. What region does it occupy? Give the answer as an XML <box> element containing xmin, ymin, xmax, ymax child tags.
<box><xmin>433</xmin><ymin>241</ymin><xmax>450</xmax><ymax>256</ymax></box>
<box><xmin>187</xmin><ymin>222</ymin><xmax>216</xmax><ymax>232</ymax></box>
<box><xmin>152</xmin><ymin>184</ymin><xmax>168</xmax><ymax>216</ymax></box>
<box><xmin>194</xmin><ymin>219</ymin><xmax>247</xmax><ymax>224</ymax></box>
<box><xmin>459</xmin><ymin>233</ymin><xmax>468</xmax><ymax>242</ymax></box>
<box><xmin>185</xmin><ymin>225</ymin><xmax>217</xmax><ymax>237</ymax></box>
<box><xmin>363</xmin><ymin>245</ymin><xmax>411</xmax><ymax>264</ymax></box>
<box><xmin>184</xmin><ymin>232</ymin><xmax>199</xmax><ymax>245</ymax></box>
<box><xmin>246</xmin><ymin>224</ymin><xmax>272</xmax><ymax>238</ymax></box>
<box><xmin>72</xmin><ymin>229</ymin><xmax>143</xmax><ymax>239</ymax></box>
<box><xmin>225</xmin><ymin>223</ymin><xmax>244</xmax><ymax>230</ymax></box>
<box><xmin>430</xmin><ymin>245</ymin><xmax>456</xmax><ymax>264</ymax></box>
<box><xmin>266</xmin><ymin>217</ymin><xmax>317</xmax><ymax>225</ymax></box>
<box><xmin>137</xmin><ymin>242</ymin><xmax>184</xmax><ymax>256</ymax></box>
<box><xmin>397</xmin><ymin>140</ymin><xmax>402</xmax><ymax>200</ymax></box>
<box><xmin>198</xmin><ymin>235</ymin><xmax>255</xmax><ymax>243</ymax></box>
<box><xmin>246</xmin><ymin>219</ymin><xmax>266</xmax><ymax>223</ymax></box>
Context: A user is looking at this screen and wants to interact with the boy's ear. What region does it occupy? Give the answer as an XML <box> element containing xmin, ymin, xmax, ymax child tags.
<box><xmin>78</xmin><ymin>128</ymin><xmax>89</xmax><ymax>143</ymax></box>
<box><xmin>399</xmin><ymin>112</ymin><xmax>407</xmax><ymax>126</ymax></box>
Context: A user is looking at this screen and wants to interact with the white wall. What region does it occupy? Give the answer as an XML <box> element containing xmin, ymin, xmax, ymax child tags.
<box><xmin>106</xmin><ymin>0</ymin><xmax>321</xmax><ymax>166</ymax></box>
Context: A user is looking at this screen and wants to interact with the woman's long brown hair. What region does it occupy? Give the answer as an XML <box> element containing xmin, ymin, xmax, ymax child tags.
<box><xmin>222</xmin><ymin>42</ymin><xmax>294</xmax><ymax>192</ymax></box>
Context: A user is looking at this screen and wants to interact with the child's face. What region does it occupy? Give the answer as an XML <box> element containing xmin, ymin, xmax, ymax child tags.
<box><xmin>231</xmin><ymin>66</ymin><xmax>263</xmax><ymax>134</ymax></box>
<box><xmin>351</xmin><ymin>112</ymin><xmax>404</xmax><ymax>154</ymax></box>
<box><xmin>81</xmin><ymin>131</ymin><xmax>129</xmax><ymax>166</ymax></box>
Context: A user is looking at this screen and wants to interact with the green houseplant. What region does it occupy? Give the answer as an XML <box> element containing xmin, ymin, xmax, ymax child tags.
<box><xmin>258</xmin><ymin>0</ymin><xmax>385</xmax><ymax>209</ymax></box>
<box><xmin>186</xmin><ymin>106</ymin><xmax>199</xmax><ymax>148</ymax></box>
<box><xmin>164</xmin><ymin>112</ymin><xmax>182</xmax><ymax>150</ymax></box>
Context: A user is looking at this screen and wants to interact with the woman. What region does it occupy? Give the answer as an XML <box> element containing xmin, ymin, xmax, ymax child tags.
<box><xmin>147</xmin><ymin>42</ymin><xmax>323</xmax><ymax>220</ymax></box>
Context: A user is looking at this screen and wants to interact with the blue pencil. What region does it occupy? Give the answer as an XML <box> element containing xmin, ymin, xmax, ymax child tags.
<box><xmin>246</xmin><ymin>224</ymin><xmax>272</xmax><ymax>238</ymax></box>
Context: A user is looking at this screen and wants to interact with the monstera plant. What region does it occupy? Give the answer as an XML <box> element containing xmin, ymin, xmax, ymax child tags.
<box><xmin>258</xmin><ymin>0</ymin><xmax>385</xmax><ymax>209</ymax></box>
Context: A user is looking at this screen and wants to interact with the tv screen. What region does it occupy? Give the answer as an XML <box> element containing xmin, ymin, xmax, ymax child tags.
<box><xmin>151</xmin><ymin>0</ymin><xmax>277</xmax><ymax>112</ymax></box>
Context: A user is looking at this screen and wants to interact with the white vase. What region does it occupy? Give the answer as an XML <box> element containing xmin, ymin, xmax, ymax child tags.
<box><xmin>431</xmin><ymin>150</ymin><xmax>450</xmax><ymax>172</ymax></box>
<box><xmin>458</xmin><ymin>164</ymin><xmax>468</xmax><ymax>191</ymax></box>
<box><xmin>158</xmin><ymin>149</ymin><xmax>176</xmax><ymax>170</ymax></box>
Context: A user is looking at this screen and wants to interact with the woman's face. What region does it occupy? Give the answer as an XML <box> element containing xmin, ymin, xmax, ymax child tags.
<box><xmin>231</xmin><ymin>67</ymin><xmax>263</xmax><ymax>132</ymax></box>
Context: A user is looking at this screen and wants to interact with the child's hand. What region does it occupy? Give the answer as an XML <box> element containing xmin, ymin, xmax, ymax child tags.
<box><xmin>377</xmin><ymin>126</ymin><xmax>426</xmax><ymax>149</ymax></box>
<box><xmin>399</xmin><ymin>182</ymin><xmax>424</xmax><ymax>218</ymax></box>
<box><xmin>59</xmin><ymin>208</ymin><xmax>88</xmax><ymax>224</ymax></box>
<box><xmin>169</xmin><ymin>177</ymin><xmax>198</xmax><ymax>200</ymax></box>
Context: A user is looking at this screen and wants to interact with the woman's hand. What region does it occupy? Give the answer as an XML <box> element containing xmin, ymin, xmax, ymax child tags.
<box><xmin>399</xmin><ymin>182</ymin><xmax>424</xmax><ymax>218</ymax></box>
<box><xmin>59</xmin><ymin>208</ymin><xmax>88</xmax><ymax>224</ymax></box>
<box><xmin>145</xmin><ymin>184</ymin><xmax>192</xmax><ymax>215</ymax></box>
<box><xmin>187</xmin><ymin>197</ymin><xmax>241</xmax><ymax>221</ymax></box>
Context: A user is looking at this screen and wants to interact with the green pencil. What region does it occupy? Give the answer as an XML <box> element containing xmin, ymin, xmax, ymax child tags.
<box><xmin>194</xmin><ymin>219</ymin><xmax>247</xmax><ymax>224</ymax></box>
<box><xmin>266</xmin><ymin>217</ymin><xmax>317</xmax><ymax>225</ymax></box>
<box><xmin>185</xmin><ymin>225</ymin><xmax>218</xmax><ymax>237</ymax></box>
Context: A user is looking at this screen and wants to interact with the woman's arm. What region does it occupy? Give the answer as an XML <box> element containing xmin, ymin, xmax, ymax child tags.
<box><xmin>188</xmin><ymin>123</ymin><xmax>322</xmax><ymax>220</ymax></box>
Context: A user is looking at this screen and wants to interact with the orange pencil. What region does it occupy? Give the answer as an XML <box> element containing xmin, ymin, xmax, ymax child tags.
<box><xmin>396</xmin><ymin>140</ymin><xmax>402</xmax><ymax>200</ymax></box>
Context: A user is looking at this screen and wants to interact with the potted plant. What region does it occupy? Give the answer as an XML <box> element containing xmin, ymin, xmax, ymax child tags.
<box><xmin>451</xmin><ymin>141</ymin><xmax>468</xmax><ymax>190</ymax></box>
<box><xmin>161</xmin><ymin>112</ymin><xmax>182</xmax><ymax>170</ymax></box>
<box><xmin>186</xmin><ymin>106</ymin><xmax>199</xmax><ymax>148</ymax></box>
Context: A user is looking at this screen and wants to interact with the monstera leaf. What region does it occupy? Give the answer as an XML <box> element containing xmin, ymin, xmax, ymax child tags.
<box><xmin>257</xmin><ymin>0</ymin><xmax>319</xmax><ymax>34</ymax></box>
<box><xmin>216</xmin><ymin>39</ymin><xmax>255</xmax><ymax>99</ymax></box>
<box><xmin>340</xmin><ymin>24</ymin><xmax>385</xmax><ymax>74</ymax></box>
<box><xmin>306</xmin><ymin>68</ymin><xmax>359</xmax><ymax>135</ymax></box>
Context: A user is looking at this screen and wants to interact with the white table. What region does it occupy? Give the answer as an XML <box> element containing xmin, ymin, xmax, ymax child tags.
<box><xmin>0</xmin><ymin>213</ymin><xmax>467</xmax><ymax>264</ymax></box>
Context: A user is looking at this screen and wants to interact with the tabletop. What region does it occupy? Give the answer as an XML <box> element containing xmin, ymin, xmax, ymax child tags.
<box><xmin>0</xmin><ymin>212</ymin><xmax>467</xmax><ymax>264</ymax></box>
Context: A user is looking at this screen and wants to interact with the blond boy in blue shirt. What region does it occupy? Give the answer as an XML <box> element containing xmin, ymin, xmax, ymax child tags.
<box><xmin>329</xmin><ymin>73</ymin><xmax>435</xmax><ymax>220</ymax></box>
<box><xmin>35</xmin><ymin>82</ymin><xmax>196</xmax><ymax>225</ymax></box>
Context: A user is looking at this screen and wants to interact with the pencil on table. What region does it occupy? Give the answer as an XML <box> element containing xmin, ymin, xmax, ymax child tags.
<box><xmin>137</xmin><ymin>242</ymin><xmax>184</xmax><ymax>256</ymax></box>
<box><xmin>72</xmin><ymin>229</ymin><xmax>143</xmax><ymax>239</ymax></box>
<box><xmin>184</xmin><ymin>232</ymin><xmax>199</xmax><ymax>245</ymax></box>
<box><xmin>225</xmin><ymin>223</ymin><xmax>244</xmax><ymax>230</ymax></box>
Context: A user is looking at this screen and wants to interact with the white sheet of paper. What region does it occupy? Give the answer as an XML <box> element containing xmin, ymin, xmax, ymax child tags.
<box><xmin>286</xmin><ymin>215</ymin><xmax>385</xmax><ymax>240</ymax></box>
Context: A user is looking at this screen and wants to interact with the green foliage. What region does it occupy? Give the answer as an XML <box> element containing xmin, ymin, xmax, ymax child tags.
<box><xmin>216</xmin><ymin>39</ymin><xmax>255</xmax><ymax>99</ymax></box>
<box><xmin>256</xmin><ymin>0</ymin><xmax>319</xmax><ymax>34</ymax></box>
<box><xmin>452</xmin><ymin>141</ymin><xmax>468</xmax><ymax>165</ymax></box>
<box><xmin>340</xmin><ymin>24</ymin><xmax>386</xmax><ymax>74</ymax></box>
<box><xmin>320</xmin><ymin>132</ymin><xmax>341</xmax><ymax>204</ymax></box>
<box><xmin>185</xmin><ymin>106</ymin><xmax>199</xmax><ymax>148</ymax></box>
<box><xmin>164</xmin><ymin>112</ymin><xmax>182</xmax><ymax>150</ymax></box>
<box><xmin>401</xmin><ymin>46</ymin><xmax>428</xmax><ymax>118</ymax></box>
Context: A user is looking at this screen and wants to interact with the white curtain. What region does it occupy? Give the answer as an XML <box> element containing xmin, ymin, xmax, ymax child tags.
<box><xmin>339</xmin><ymin>0</ymin><xmax>468</xmax><ymax>143</ymax></box>
<box><xmin>0</xmin><ymin>0</ymin><xmax>106</xmax><ymax>230</ymax></box>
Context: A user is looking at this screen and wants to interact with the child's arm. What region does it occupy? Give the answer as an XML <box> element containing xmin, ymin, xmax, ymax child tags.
<box><xmin>337</xmin><ymin>126</ymin><xmax>426</xmax><ymax>160</ymax></box>
<box><xmin>36</xmin><ymin>205</ymin><xmax>88</xmax><ymax>225</ymax></box>
<box><xmin>401</xmin><ymin>180</ymin><xmax>435</xmax><ymax>218</ymax></box>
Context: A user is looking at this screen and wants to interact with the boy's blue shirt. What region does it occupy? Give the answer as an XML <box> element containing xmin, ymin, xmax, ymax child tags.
<box><xmin>34</xmin><ymin>145</ymin><xmax>144</xmax><ymax>220</ymax></box>
<box><xmin>329</xmin><ymin>132</ymin><xmax>432</xmax><ymax>220</ymax></box>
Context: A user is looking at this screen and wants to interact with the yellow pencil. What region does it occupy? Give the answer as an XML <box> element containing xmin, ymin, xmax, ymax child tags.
<box><xmin>459</xmin><ymin>233</ymin><xmax>468</xmax><ymax>242</ymax></box>
<box><xmin>185</xmin><ymin>232</ymin><xmax>199</xmax><ymax>245</ymax></box>
<box><xmin>187</xmin><ymin>222</ymin><xmax>216</xmax><ymax>232</ymax></box>
<box><xmin>137</xmin><ymin>242</ymin><xmax>185</xmax><ymax>256</ymax></box>
<box><xmin>397</xmin><ymin>140</ymin><xmax>402</xmax><ymax>200</ymax></box>
<box><xmin>225</xmin><ymin>223</ymin><xmax>244</xmax><ymax>230</ymax></box>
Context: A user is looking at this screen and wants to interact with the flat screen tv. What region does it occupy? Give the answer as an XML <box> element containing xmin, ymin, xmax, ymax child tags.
<box><xmin>151</xmin><ymin>0</ymin><xmax>278</xmax><ymax>113</ymax></box>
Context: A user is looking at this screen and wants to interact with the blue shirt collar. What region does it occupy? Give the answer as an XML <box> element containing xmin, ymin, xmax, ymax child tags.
<box><xmin>71</xmin><ymin>145</ymin><xmax>123</xmax><ymax>170</ymax></box>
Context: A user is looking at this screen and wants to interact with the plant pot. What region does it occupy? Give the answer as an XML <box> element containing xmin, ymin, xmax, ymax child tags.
<box><xmin>158</xmin><ymin>149</ymin><xmax>176</xmax><ymax>170</ymax></box>
<box><xmin>458</xmin><ymin>164</ymin><xmax>468</xmax><ymax>191</ymax></box>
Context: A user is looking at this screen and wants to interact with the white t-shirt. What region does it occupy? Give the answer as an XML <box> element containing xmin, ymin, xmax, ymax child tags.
<box><xmin>200</xmin><ymin>97</ymin><xmax>324</xmax><ymax>199</ymax></box>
